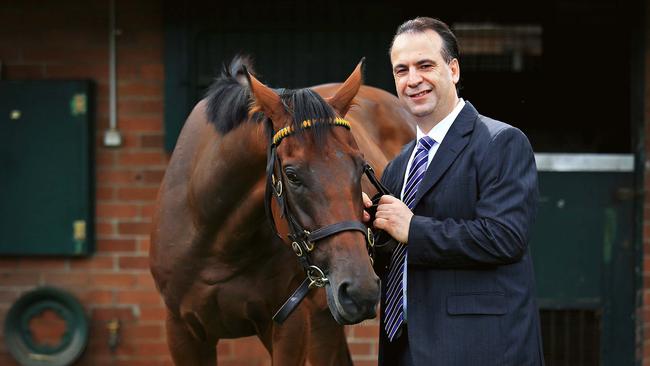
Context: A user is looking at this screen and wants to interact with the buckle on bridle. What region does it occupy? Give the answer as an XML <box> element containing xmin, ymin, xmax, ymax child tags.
<box><xmin>367</xmin><ymin>228</ymin><xmax>374</xmax><ymax>247</ymax></box>
<box><xmin>291</xmin><ymin>241</ymin><xmax>303</xmax><ymax>257</ymax></box>
<box><xmin>303</xmin><ymin>230</ymin><xmax>314</xmax><ymax>252</ymax></box>
<box><xmin>307</xmin><ymin>265</ymin><xmax>329</xmax><ymax>288</ymax></box>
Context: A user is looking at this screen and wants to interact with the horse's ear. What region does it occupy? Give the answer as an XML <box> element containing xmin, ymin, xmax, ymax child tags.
<box><xmin>245</xmin><ymin>69</ymin><xmax>288</xmax><ymax>129</ymax></box>
<box><xmin>326</xmin><ymin>58</ymin><xmax>365</xmax><ymax>117</ymax></box>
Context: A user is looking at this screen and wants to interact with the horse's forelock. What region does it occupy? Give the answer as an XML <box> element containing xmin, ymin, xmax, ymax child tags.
<box><xmin>279</xmin><ymin>88</ymin><xmax>337</xmax><ymax>147</ymax></box>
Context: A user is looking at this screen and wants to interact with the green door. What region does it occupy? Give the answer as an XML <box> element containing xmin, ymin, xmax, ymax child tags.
<box><xmin>531</xmin><ymin>154</ymin><xmax>636</xmax><ymax>365</ymax></box>
<box><xmin>0</xmin><ymin>81</ymin><xmax>94</xmax><ymax>256</ymax></box>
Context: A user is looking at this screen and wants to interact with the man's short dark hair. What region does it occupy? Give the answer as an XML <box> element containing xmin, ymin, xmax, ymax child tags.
<box><xmin>390</xmin><ymin>17</ymin><xmax>460</xmax><ymax>64</ymax></box>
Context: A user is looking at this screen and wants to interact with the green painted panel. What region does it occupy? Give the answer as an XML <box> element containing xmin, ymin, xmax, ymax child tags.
<box><xmin>0</xmin><ymin>81</ymin><xmax>94</xmax><ymax>256</ymax></box>
<box><xmin>531</xmin><ymin>171</ymin><xmax>634</xmax><ymax>308</ymax></box>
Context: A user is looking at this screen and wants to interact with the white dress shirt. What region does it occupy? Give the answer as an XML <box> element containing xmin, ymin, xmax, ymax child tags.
<box><xmin>400</xmin><ymin>98</ymin><xmax>466</xmax><ymax>320</ymax></box>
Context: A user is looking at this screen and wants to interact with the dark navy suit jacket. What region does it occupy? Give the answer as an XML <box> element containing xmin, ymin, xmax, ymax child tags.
<box><xmin>376</xmin><ymin>102</ymin><xmax>544</xmax><ymax>366</ymax></box>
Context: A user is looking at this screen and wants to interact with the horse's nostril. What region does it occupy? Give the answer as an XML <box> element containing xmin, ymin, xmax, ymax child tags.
<box><xmin>337</xmin><ymin>279</ymin><xmax>379</xmax><ymax>319</ymax></box>
<box><xmin>337</xmin><ymin>281</ymin><xmax>356</xmax><ymax>308</ymax></box>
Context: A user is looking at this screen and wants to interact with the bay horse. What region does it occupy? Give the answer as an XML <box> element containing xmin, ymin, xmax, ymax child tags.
<box><xmin>150</xmin><ymin>56</ymin><xmax>415</xmax><ymax>365</ymax></box>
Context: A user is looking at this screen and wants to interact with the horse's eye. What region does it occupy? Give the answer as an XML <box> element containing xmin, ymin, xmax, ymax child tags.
<box><xmin>285</xmin><ymin>168</ymin><xmax>301</xmax><ymax>185</ymax></box>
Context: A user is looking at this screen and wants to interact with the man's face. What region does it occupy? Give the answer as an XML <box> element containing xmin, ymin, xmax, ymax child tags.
<box><xmin>390</xmin><ymin>30</ymin><xmax>459</xmax><ymax>125</ymax></box>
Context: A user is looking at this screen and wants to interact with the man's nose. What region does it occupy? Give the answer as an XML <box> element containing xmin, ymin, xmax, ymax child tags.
<box><xmin>406</xmin><ymin>68</ymin><xmax>422</xmax><ymax>87</ymax></box>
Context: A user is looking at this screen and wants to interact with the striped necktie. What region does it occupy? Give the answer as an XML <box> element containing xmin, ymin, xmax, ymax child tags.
<box><xmin>384</xmin><ymin>136</ymin><xmax>435</xmax><ymax>342</ymax></box>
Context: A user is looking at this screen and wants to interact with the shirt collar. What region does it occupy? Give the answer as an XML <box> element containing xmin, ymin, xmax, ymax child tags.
<box><xmin>416</xmin><ymin>98</ymin><xmax>466</xmax><ymax>144</ymax></box>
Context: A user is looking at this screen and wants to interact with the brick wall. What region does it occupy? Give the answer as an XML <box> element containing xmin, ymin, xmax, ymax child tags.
<box><xmin>0</xmin><ymin>1</ymin><xmax>378</xmax><ymax>365</ymax></box>
<box><xmin>637</xmin><ymin>1</ymin><xmax>650</xmax><ymax>366</ymax></box>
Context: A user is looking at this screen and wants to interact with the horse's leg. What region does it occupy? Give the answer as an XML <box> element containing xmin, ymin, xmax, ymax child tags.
<box><xmin>258</xmin><ymin>308</ymin><xmax>309</xmax><ymax>366</ymax></box>
<box><xmin>306</xmin><ymin>309</ymin><xmax>353</xmax><ymax>366</ymax></box>
<box><xmin>166</xmin><ymin>310</ymin><xmax>217</xmax><ymax>366</ymax></box>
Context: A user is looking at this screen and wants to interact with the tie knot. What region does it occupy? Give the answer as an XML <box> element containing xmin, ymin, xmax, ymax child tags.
<box><xmin>418</xmin><ymin>136</ymin><xmax>435</xmax><ymax>151</ymax></box>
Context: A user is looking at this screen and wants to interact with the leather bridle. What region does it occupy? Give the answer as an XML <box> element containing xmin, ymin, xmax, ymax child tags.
<box><xmin>265</xmin><ymin>117</ymin><xmax>390</xmax><ymax>323</ymax></box>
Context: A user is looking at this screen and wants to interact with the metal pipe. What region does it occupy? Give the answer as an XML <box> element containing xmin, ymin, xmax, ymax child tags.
<box><xmin>104</xmin><ymin>0</ymin><xmax>122</xmax><ymax>147</ymax></box>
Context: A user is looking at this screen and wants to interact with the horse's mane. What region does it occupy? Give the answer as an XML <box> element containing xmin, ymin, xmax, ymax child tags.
<box><xmin>205</xmin><ymin>56</ymin><xmax>336</xmax><ymax>143</ymax></box>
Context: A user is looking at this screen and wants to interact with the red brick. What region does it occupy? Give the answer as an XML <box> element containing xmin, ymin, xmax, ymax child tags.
<box><xmin>141</xmin><ymin>203</ymin><xmax>157</xmax><ymax>219</ymax></box>
<box><xmin>119</xmin><ymin>256</ymin><xmax>150</xmax><ymax>270</ymax></box>
<box><xmin>122</xmin><ymin>323</ymin><xmax>163</xmax><ymax>340</ymax></box>
<box><xmin>118</xmin><ymin>151</ymin><xmax>166</xmax><ymax>166</ymax></box>
<box><xmin>350</xmin><ymin>323</ymin><xmax>379</xmax><ymax>339</ymax></box>
<box><xmin>97</xmin><ymin>203</ymin><xmax>140</xmax><ymax>218</ymax></box>
<box><xmin>117</xmin><ymin>64</ymin><xmax>141</xmax><ymax>79</ymax></box>
<box><xmin>140</xmin><ymin>63</ymin><xmax>164</xmax><ymax>80</ymax></box>
<box><xmin>120</xmin><ymin>116</ymin><xmax>162</xmax><ymax>132</ymax></box>
<box><xmin>45</xmin><ymin>64</ymin><xmax>108</xmax><ymax>80</ymax></box>
<box><xmin>118</xmin><ymin>133</ymin><xmax>141</xmax><ymax>148</ymax></box>
<box><xmin>135</xmin><ymin>272</ymin><xmax>156</xmax><ymax>288</ymax></box>
<box><xmin>23</xmin><ymin>46</ymin><xmax>107</xmax><ymax>63</ymax></box>
<box><xmin>5</xmin><ymin>64</ymin><xmax>46</xmax><ymax>78</ymax></box>
<box><xmin>0</xmin><ymin>272</ymin><xmax>41</xmax><ymax>286</ymax></box>
<box><xmin>348</xmin><ymin>341</ymin><xmax>373</xmax><ymax>356</ymax></box>
<box><xmin>0</xmin><ymin>45</ymin><xmax>22</xmax><ymax>62</ymax></box>
<box><xmin>90</xmin><ymin>273</ymin><xmax>138</xmax><ymax>288</ymax></box>
<box><xmin>43</xmin><ymin>273</ymin><xmax>89</xmax><ymax>287</ymax></box>
<box><xmin>0</xmin><ymin>290</ymin><xmax>21</xmax><ymax>304</ymax></box>
<box><xmin>138</xmin><ymin>305</ymin><xmax>167</xmax><ymax>321</ymax></box>
<box><xmin>92</xmin><ymin>307</ymin><xmax>137</xmax><ymax>322</ymax></box>
<box><xmin>118</xmin><ymin>82</ymin><xmax>163</xmax><ymax>98</ymax></box>
<box><xmin>139</xmin><ymin>237</ymin><xmax>151</xmax><ymax>252</ymax></box>
<box><xmin>117</xmin><ymin>187</ymin><xmax>159</xmax><ymax>201</ymax></box>
<box><xmin>70</xmin><ymin>256</ymin><xmax>114</xmax><ymax>271</ymax></box>
<box><xmin>118</xmin><ymin>99</ymin><xmax>163</xmax><ymax>116</ymax></box>
<box><xmin>141</xmin><ymin>134</ymin><xmax>164</xmax><ymax>148</ymax></box>
<box><xmin>96</xmin><ymin>186</ymin><xmax>115</xmax><ymax>201</ymax></box>
<box><xmin>118</xmin><ymin>47</ymin><xmax>162</xmax><ymax>64</ymax></box>
<box><xmin>133</xmin><ymin>341</ymin><xmax>169</xmax><ymax>356</ymax></box>
<box><xmin>76</xmin><ymin>289</ymin><xmax>114</xmax><ymax>305</ymax></box>
<box><xmin>97</xmin><ymin>169</ymin><xmax>138</xmax><ymax>186</ymax></box>
<box><xmin>96</xmin><ymin>238</ymin><xmax>137</xmax><ymax>253</ymax></box>
<box><xmin>141</xmin><ymin>169</ymin><xmax>165</xmax><ymax>184</ymax></box>
<box><xmin>0</xmin><ymin>353</ymin><xmax>19</xmax><ymax>366</ymax></box>
<box><xmin>95</xmin><ymin>221</ymin><xmax>116</xmax><ymax>236</ymax></box>
<box><xmin>353</xmin><ymin>360</ymin><xmax>378</xmax><ymax>366</ymax></box>
<box><xmin>117</xmin><ymin>290</ymin><xmax>163</xmax><ymax>305</ymax></box>
<box><xmin>17</xmin><ymin>258</ymin><xmax>68</xmax><ymax>270</ymax></box>
<box><xmin>118</xmin><ymin>221</ymin><xmax>152</xmax><ymax>236</ymax></box>
<box><xmin>113</xmin><ymin>360</ymin><xmax>170</xmax><ymax>366</ymax></box>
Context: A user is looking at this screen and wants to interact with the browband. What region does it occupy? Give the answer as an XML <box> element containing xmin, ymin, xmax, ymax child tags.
<box><xmin>272</xmin><ymin>117</ymin><xmax>351</xmax><ymax>146</ymax></box>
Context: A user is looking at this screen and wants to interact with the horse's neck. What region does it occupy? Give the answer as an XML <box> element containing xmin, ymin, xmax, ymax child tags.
<box><xmin>190</xmin><ymin>122</ymin><xmax>268</xmax><ymax>235</ymax></box>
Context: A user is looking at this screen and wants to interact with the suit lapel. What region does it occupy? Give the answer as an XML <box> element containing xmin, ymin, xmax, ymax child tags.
<box><xmin>410</xmin><ymin>102</ymin><xmax>478</xmax><ymax>209</ymax></box>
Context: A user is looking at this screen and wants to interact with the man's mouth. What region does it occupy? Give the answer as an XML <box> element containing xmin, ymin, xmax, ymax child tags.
<box><xmin>408</xmin><ymin>90</ymin><xmax>431</xmax><ymax>98</ymax></box>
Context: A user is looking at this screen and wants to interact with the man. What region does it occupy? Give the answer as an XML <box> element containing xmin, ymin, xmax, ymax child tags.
<box><xmin>365</xmin><ymin>17</ymin><xmax>544</xmax><ymax>365</ymax></box>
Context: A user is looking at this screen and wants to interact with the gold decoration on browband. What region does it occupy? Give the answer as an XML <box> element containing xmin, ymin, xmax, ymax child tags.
<box><xmin>272</xmin><ymin>117</ymin><xmax>351</xmax><ymax>146</ymax></box>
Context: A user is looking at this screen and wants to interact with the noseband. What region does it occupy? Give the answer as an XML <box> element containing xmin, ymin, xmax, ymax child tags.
<box><xmin>265</xmin><ymin>117</ymin><xmax>390</xmax><ymax>323</ymax></box>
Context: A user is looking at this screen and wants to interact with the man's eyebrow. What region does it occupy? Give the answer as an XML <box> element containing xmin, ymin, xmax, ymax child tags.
<box><xmin>416</xmin><ymin>59</ymin><xmax>436</xmax><ymax>66</ymax></box>
<box><xmin>393</xmin><ymin>59</ymin><xmax>438</xmax><ymax>71</ymax></box>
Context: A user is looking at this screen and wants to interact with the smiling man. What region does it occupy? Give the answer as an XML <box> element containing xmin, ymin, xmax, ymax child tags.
<box><xmin>366</xmin><ymin>17</ymin><xmax>544</xmax><ymax>366</ymax></box>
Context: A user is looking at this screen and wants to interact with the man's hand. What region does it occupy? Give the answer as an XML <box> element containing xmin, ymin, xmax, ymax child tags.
<box><xmin>362</xmin><ymin>192</ymin><xmax>372</xmax><ymax>223</ymax></box>
<box><xmin>374</xmin><ymin>195</ymin><xmax>413</xmax><ymax>243</ymax></box>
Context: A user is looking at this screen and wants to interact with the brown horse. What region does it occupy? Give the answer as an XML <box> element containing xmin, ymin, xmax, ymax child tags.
<box><xmin>150</xmin><ymin>57</ymin><xmax>414</xmax><ymax>366</ymax></box>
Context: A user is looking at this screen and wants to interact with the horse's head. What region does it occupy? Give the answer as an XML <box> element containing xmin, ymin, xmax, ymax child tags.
<box><xmin>247</xmin><ymin>61</ymin><xmax>380</xmax><ymax>324</ymax></box>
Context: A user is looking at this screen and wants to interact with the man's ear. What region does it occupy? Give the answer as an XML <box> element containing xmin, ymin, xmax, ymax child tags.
<box><xmin>449</xmin><ymin>58</ymin><xmax>460</xmax><ymax>84</ymax></box>
<box><xmin>246</xmin><ymin>70</ymin><xmax>290</xmax><ymax>130</ymax></box>
<box><xmin>326</xmin><ymin>58</ymin><xmax>365</xmax><ymax>117</ymax></box>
